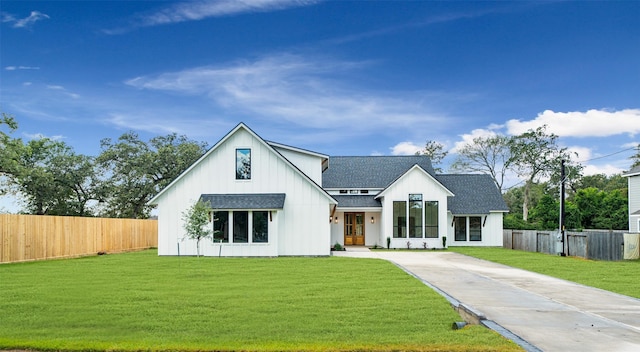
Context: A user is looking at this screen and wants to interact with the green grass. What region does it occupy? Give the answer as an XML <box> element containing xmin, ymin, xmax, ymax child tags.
<box><xmin>450</xmin><ymin>247</ymin><xmax>640</xmax><ymax>299</ymax></box>
<box><xmin>0</xmin><ymin>250</ymin><xmax>520</xmax><ymax>352</ymax></box>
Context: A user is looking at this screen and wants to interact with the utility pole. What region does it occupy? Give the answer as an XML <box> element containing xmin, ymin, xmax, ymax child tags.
<box><xmin>560</xmin><ymin>159</ymin><xmax>566</xmax><ymax>256</ymax></box>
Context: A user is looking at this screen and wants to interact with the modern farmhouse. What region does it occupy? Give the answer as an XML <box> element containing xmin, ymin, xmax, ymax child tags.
<box><xmin>148</xmin><ymin>123</ymin><xmax>508</xmax><ymax>257</ymax></box>
<box><xmin>623</xmin><ymin>165</ymin><xmax>640</xmax><ymax>233</ymax></box>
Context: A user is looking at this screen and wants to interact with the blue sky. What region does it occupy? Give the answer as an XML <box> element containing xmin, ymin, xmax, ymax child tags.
<box><xmin>1</xmin><ymin>0</ymin><xmax>640</xmax><ymax>211</ymax></box>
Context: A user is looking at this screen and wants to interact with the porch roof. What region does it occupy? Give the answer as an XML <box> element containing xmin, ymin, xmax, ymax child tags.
<box><xmin>333</xmin><ymin>195</ymin><xmax>382</xmax><ymax>208</ymax></box>
<box><xmin>199</xmin><ymin>193</ymin><xmax>286</xmax><ymax>210</ymax></box>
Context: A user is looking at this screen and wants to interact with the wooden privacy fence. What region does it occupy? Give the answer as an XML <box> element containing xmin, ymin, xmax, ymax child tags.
<box><xmin>504</xmin><ymin>229</ymin><xmax>626</xmax><ymax>261</ymax></box>
<box><xmin>0</xmin><ymin>214</ymin><xmax>157</xmax><ymax>263</ymax></box>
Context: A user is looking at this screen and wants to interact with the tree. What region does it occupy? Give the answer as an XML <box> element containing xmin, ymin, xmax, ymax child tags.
<box><xmin>630</xmin><ymin>144</ymin><xmax>640</xmax><ymax>168</ymax></box>
<box><xmin>451</xmin><ymin>135</ymin><xmax>512</xmax><ymax>192</ymax></box>
<box><xmin>12</xmin><ymin>138</ymin><xmax>98</xmax><ymax>215</ymax></box>
<box><xmin>182</xmin><ymin>199</ymin><xmax>213</xmax><ymax>257</ymax></box>
<box><xmin>508</xmin><ymin>125</ymin><xmax>570</xmax><ymax>221</ymax></box>
<box><xmin>0</xmin><ymin>112</ymin><xmax>22</xmax><ymax>177</ymax></box>
<box><xmin>97</xmin><ymin>132</ymin><xmax>207</xmax><ymax>218</ymax></box>
<box><xmin>416</xmin><ymin>140</ymin><xmax>448</xmax><ymax>173</ymax></box>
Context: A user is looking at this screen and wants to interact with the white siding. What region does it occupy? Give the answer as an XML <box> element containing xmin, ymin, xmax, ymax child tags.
<box><xmin>379</xmin><ymin>167</ymin><xmax>450</xmax><ymax>249</ymax></box>
<box><xmin>154</xmin><ymin>127</ymin><xmax>332</xmax><ymax>256</ymax></box>
<box><xmin>629</xmin><ymin>175</ymin><xmax>640</xmax><ymax>232</ymax></box>
<box><xmin>446</xmin><ymin>212</ymin><xmax>504</xmax><ymax>247</ymax></box>
<box><xmin>271</xmin><ymin>146</ymin><xmax>324</xmax><ymax>185</ymax></box>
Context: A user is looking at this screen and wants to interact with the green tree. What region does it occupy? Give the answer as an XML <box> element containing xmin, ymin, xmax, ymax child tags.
<box><xmin>0</xmin><ymin>112</ymin><xmax>22</xmax><ymax>178</ymax></box>
<box><xmin>509</xmin><ymin>125</ymin><xmax>571</xmax><ymax>221</ymax></box>
<box><xmin>97</xmin><ymin>132</ymin><xmax>207</xmax><ymax>218</ymax></box>
<box><xmin>182</xmin><ymin>199</ymin><xmax>213</xmax><ymax>257</ymax></box>
<box><xmin>529</xmin><ymin>194</ymin><xmax>559</xmax><ymax>230</ymax></box>
<box><xmin>451</xmin><ymin>135</ymin><xmax>512</xmax><ymax>192</ymax></box>
<box><xmin>416</xmin><ymin>140</ymin><xmax>448</xmax><ymax>173</ymax></box>
<box><xmin>12</xmin><ymin>138</ymin><xmax>95</xmax><ymax>215</ymax></box>
<box><xmin>593</xmin><ymin>189</ymin><xmax>628</xmax><ymax>230</ymax></box>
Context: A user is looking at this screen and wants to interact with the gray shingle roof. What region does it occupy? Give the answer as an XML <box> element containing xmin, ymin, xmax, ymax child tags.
<box><xmin>322</xmin><ymin>156</ymin><xmax>435</xmax><ymax>188</ymax></box>
<box><xmin>199</xmin><ymin>194</ymin><xmax>286</xmax><ymax>210</ymax></box>
<box><xmin>437</xmin><ymin>174</ymin><xmax>509</xmax><ymax>214</ymax></box>
<box><xmin>333</xmin><ymin>195</ymin><xmax>382</xmax><ymax>208</ymax></box>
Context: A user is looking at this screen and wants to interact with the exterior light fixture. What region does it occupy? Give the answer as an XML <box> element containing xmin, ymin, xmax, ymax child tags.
<box><xmin>334</xmin><ymin>216</ymin><xmax>338</xmax><ymax>223</ymax></box>
<box><xmin>371</xmin><ymin>216</ymin><xmax>375</xmax><ymax>224</ymax></box>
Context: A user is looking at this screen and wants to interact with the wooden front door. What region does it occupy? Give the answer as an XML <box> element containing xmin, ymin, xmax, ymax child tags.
<box><xmin>344</xmin><ymin>213</ymin><xmax>365</xmax><ymax>246</ymax></box>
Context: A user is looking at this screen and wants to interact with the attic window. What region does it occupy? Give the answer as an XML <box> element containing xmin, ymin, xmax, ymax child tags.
<box><xmin>360</xmin><ymin>190</ymin><xmax>369</xmax><ymax>194</ymax></box>
<box><xmin>349</xmin><ymin>190</ymin><xmax>359</xmax><ymax>194</ymax></box>
<box><xmin>339</xmin><ymin>190</ymin><xmax>348</xmax><ymax>194</ymax></box>
<box><xmin>236</xmin><ymin>148</ymin><xmax>251</xmax><ymax>180</ymax></box>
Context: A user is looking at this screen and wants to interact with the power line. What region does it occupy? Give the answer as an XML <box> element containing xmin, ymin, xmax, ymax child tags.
<box><xmin>576</xmin><ymin>146</ymin><xmax>638</xmax><ymax>163</ymax></box>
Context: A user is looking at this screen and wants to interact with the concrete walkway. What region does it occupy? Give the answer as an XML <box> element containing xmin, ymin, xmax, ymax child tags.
<box><xmin>333</xmin><ymin>248</ymin><xmax>640</xmax><ymax>352</ymax></box>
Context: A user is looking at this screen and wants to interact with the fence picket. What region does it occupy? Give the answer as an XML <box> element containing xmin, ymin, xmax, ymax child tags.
<box><xmin>0</xmin><ymin>214</ymin><xmax>157</xmax><ymax>263</ymax></box>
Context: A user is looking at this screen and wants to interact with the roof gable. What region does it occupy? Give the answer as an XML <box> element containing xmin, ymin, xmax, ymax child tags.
<box><xmin>322</xmin><ymin>155</ymin><xmax>436</xmax><ymax>189</ymax></box>
<box><xmin>622</xmin><ymin>165</ymin><xmax>640</xmax><ymax>178</ymax></box>
<box><xmin>375</xmin><ymin>164</ymin><xmax>453</xmax><ymax>199</ymax></box>
<box><xmin>437</xmin><ymin>174</ymin><xmax>509</xmax><ymax>214</ymax></box>
<box><xmin>148</xmin><ymin>123</ymin><xmax>336</xmax><ymax>205</ymax></box>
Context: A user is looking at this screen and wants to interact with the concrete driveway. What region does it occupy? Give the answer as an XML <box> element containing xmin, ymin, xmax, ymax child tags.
<box><xmin>332</xmin><ymin>249</ymin><xmax>640</xmax><ymax>352</ymax></box>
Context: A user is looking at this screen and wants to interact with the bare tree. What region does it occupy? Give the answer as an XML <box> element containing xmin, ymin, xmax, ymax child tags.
<box><xmin>451</xmin><ymin>135</ymin><xmax>512</xmax><ymax>192</ymax></box>
<box><xmin>416</xmin><ymin>140</ymin><xmax>448</xmax><ymax>173</ymax></box>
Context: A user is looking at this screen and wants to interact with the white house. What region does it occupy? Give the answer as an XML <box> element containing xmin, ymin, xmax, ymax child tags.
<box><xmin>148</xmin><ymin>123</ymin><xmax>509</xmax><ymax>257</ymax></box>
<box><xmin>622</xmin><ymin>165</ymin><xmax>640</xmax><ymax>233</ymax></box>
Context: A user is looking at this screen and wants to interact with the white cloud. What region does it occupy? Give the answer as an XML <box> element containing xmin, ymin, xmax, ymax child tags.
<box><xmin>451</xmin><ymin>127</ymin><xmax>500</xmax><ymax>153</ymax></box>
<box><xmin>4</xmin><ymin>66</ymin><xmax>40</xmax><ymax>71</ymax></box>
<box><xmin>2</xmin><ymin>11</ymin><xmax>49</xmax><ymax>28</ymax></box>
<box><xmin>506</xmin><ymin>109</ymin><xmax>640</xmax><ymax>137</ymax></box>
<box><xmin>22</xmin><ymin>132</ymin><xmax>65</xmax><ymax>141</ymax></box>
<box><xmin>46</xmin><ymin>85</ymin><xmax>80</xmax><ymax>99</ymax></box>
<box><xmin>390</xmin><ymin>141</ymin><xmax>421</xmax><ymax>155</ymax></box>
<box><xmin>582</xmin><ymin>164</ymin><xmax>625</xmax><ymax>176</ymax></box>
<box><xmin>125</xmin><ymin>53</ymin><xmax>447</xmax><ymax>132</ymax></box>
<box><xmin>105</xmin><ymin>0</ymin><xmax>319</xmax><ymax>34</ymax></box>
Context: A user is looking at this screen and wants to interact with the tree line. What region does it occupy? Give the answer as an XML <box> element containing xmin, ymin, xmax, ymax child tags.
<box><xmin>3</xmin><ymin>112</ymin><xmax>640</xmax><ymax>229</ymax></box>
<box><xmin>1</xmin><ymin>113</ymin><xmax>207</xmax><ymax>218</ymax></box>
<box><xmin>419</xmin><ymin>126</ymin><xmax>640</xmax><ymax>231</ymax></box>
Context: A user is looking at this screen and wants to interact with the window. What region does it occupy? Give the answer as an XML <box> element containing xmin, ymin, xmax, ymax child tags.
<box><xmin>409</xmin><ymin>194</ymin><xmax>422</xmax><ymax>238</ymax></box>
<box><xmin>469</xmin><ymin>216</ymin><xmax>482</xmax><ymax>241</ymax></box>
<box><xmin>236</xmin><ymin>148</ymin><xmax>251</xmax><ymax>180</ymax></box>
<box><xmin>455</xmin><ymin>217</ymin><xmax>467</xmax><ymax>241</ymax></box>
<box><xmin>339</xmin><ymin>190</ymin><xmax>347</xmax><ymax>194</ymax></box>
<box><xmin>213</xmin><ymin>211</ymin><xmax>229</xmax><ymax>243</ymax></box>
<box><xmin>360</xmin><ymin>190</ymin><xmax>369</xmax><ymax>194</ymax></box>
<box><xmin>393</xmin><ymin>201</ymin><xmax>406</xmax><ymax>238</ymax></box>
<box><xmin>425</xmin><ymin>201</ymin><xmax>438</xmax><ymax>238</ymax></box>
<box><xmin>233</xmin><ymin>211</ymin><xmax>248</xmax><ymax>243</ymax></box>
<box><xmin>252</xmin><ymin>211</ymin><xmax>269</xmax><ymax>243</ymax></box>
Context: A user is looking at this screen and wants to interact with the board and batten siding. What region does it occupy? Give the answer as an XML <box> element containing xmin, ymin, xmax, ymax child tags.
<box><xmin>378</xmin><ymin>167</ymin><xmax>451</xmax><ymax>249</ymax></box>
<box><xmin>628</xmin><ymin>175</ymin><xmax>640</xmax><ymax>232</ymax></box>
<box><xmin>446</xmin><ymin>212</ymin><xmax>504</xmax><ymax>247</ymax></box>
<box><xmin>271</xmin><ymin>146</ymin><xmax>324</xmax><ymax>185</ymax></box>
<box><xmin>154</xmin><ymin>127</ymin><xmax>333</xmax><ymax>257</ymax></box>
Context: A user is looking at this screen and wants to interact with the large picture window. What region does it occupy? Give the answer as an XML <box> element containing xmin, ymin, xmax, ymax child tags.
<box><xmin>213</xmin><ymin>211</ymin><xmax>229</xmax><ymax>243</ymax></box>
<box><xmin>409</xmin><ymin>194</ymin><xmax>422</xmax><ymax>238</ymax></box>
<box><xmin>455</xmin><ymin>217</ymin><xmax>467</xmax><ymax>241</ymax></box>
<box><xmin>233</xmin><ymin>211</ymin><xmax>249</xmax><ymax>243</ymax></box>
<box><xmin>252</xmin><ymin>211</ymin><xmax>269</xmax><ymax>243</ymax></box>
<box><xmin>236</xmin><ymin>148</ymin><xmax>251</xmax><ymax>180</ymax></box>
<box><xmin>393</xmin><ymin>201</ymin><xmax>406</xmax><ymax>238</ymax></box>
<box><xmin>425</xmin><ymin>201</ymin><xmax>438</xmax><ymax>238</ymax></box>
<box><xmin>469</xmin><ymin>216</ymin><xmax>482</xmax><ymax>241</ymax></box>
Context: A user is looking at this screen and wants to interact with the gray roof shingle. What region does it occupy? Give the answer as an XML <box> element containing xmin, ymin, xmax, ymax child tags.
<box><xmin>322</xmin><ymin>156</ymin><xmax>435</xmax><ymax>189</ymax></box>
<box><xmin>199</xmin><ymin>193</ymin><xmax>286</xmax><ymax>210</ymax></box>
<box><xmin>437</xmin><ymin>174</ymin><xmax>509</xmax><ymax>214</ymax></box>
<box><xmin>333</xmin><ymin>195</ymin><xmax>382</xmax><ymax>208</ymax></box>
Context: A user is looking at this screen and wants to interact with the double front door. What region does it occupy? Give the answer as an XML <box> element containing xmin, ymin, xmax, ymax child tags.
<box><xmin>344</xmin><ymin>212</ymin><xmax>365</xmax><ymax>245</ymax></box>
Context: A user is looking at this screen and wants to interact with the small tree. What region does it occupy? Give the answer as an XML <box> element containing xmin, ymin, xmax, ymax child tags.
<box><xmin>182</xmin><ymin>200</ymin><xmax>213</xmax><ymax>257</ymax></box>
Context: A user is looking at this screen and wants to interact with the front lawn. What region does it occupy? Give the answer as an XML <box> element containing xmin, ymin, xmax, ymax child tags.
<box><xmin>0</xmin><ymin>250</ymin><xmax>519</xmax><ymax>351</ymax></box>
<box><xmin>450</xmin><ymin>247</ymin><xmax>640</xmax><ymax>299</ymax></box>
